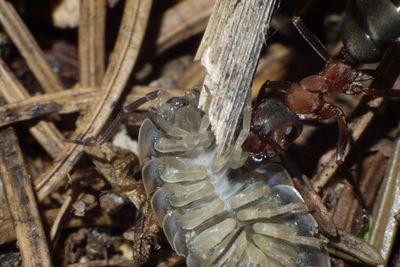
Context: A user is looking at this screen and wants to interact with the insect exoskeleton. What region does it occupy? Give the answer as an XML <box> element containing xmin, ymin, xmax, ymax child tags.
<box><xmin>138</xmin><ymin>89</ymin><xmax>330</xmax><ymax>266</ymax></box>
<box><xmin>342</xmin><ymin>0</ymin><xmax>400</xmax><ymax>63</ymax></box>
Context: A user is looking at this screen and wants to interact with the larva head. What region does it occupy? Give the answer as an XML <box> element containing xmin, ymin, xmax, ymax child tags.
<box><xmin>150</xmin><ymin>89</ymin><xmax>200</xmax><ymax>120</ymax></box>
<box><xmin>246</xmin><ymin>99</ymin><xmax>303</xmax><ymax>154</ymax></box>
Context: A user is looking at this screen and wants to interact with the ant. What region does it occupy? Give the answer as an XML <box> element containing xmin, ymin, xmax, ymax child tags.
<box><xmin>67</xmin><ymin>17</ymin><xmax>399</xmax><ymax>168</ymax></box>
<box><xmin>245</xmin><ymin>16</ymin><xmax>400</xmax><ymax>165</ymax></box>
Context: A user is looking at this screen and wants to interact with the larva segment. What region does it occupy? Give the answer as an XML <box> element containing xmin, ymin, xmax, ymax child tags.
<box><xmin>139</xmin><ymin>92</ymin><xmax>330</xmax><ymax>267</ymax></box>
<box><xmin>138</xmin><ymin>118</ymin><xmax>161</xmax><ymax>164</ymax></box>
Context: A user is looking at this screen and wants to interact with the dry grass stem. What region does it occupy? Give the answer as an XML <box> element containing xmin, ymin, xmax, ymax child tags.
<box><xmin>156</xmin><ymin>0</ymin><xmax>214</xmax><ymax>55</ymax></box>
<box><xmin>36</xmin><ymin>0</ymin><xmax>153</xmax><ymax>201</ymax></box>
<box><xmin>196</xmin><ymin>0</ymin><xmax>277</xmax><ymax>154</ymax></box>
<box><xmin>370</xmin><ymin>138</ymin><xmax>400</xmax><ymax>264</ymax></box>
<box><xmin>0</xmin><ymin>125</ymin><xmax>52</xmax><ymax>267</ymax></box>
<box><xmin>79</xmin><ymin>0</ymin><xmax>106</xmax><ymax>88</ymax></box>
<box><xmin>0</xmin><ymin>0</ymin><xmax>64</xmax><ymax>93</ymax></box>
<box><xmin>0</xmin><ymin>58</ymin><xmax>64</xmax><ymax>157</ymax></box>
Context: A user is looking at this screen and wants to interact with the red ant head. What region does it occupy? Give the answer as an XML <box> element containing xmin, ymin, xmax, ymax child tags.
<box><xmin>246</xmin><ymin>99</ymin><xmax>303</xmax><ymax>155</ymax></box>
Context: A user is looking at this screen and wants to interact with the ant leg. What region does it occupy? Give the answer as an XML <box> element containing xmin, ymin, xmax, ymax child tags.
<box><xmin>340</xmin><ymin>47</ymin><xmax>357</xmax><ymax>65</ymax></box>
<box><xmin>370</xmin><ymin>38</ymin><xmax>400</xmax><ymax>89</ymax></box>
<box><xmin>354</xmin><ymin>72</ymin><xmax>400</xmax><ymax>97</ymax></box>
<box><xmin>261</xmin><ymin>80</ymin><xmax>292</xmax><ymax>90</ymax></box>
<box><xmin>357</xmin><ymin>68</ymin><xmax>376</xmax><ymax>79</ymax></box>
<box><xmin>363</xmin><ymin>88</ymin><xmax>400</xmax><ymax>97</ymax></box>
<box><xmin>256</xmin><ymin>80</ymin><xmax>292</xmax><ymax>103</ymax></box>
<box><xmin>65</xmin><ymin>90</ymin><xmax>161</xmax><ymax>146</ymax></box>
<box><xmin>292</xmin><ymin>16</ymin><xmax>332</xmax><ymax>63</ymax></box>
<box><xmin>319</xmin><ymin>103</ymin><xmax>348</xmax><ymax>164</ymax></box>
<box><xmin>362</xmin><ymin>38</ymin><xmax>400</xmax><ymax>97</ymax></box>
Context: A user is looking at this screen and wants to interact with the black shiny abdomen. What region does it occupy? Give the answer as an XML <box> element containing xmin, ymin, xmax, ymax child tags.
<box><xmin>342</xmin><ymin>0</ymin><xmax>400</xmax><ymax>62</ymax></box>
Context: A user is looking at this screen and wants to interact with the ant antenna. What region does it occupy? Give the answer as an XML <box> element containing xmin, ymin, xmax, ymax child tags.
<box><xmin>292</xmin><ymin>16</ymin><xmax>333</xmax><ymax>63</ymax></box>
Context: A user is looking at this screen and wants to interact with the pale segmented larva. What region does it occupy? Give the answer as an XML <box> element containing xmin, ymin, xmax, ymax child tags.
<box><xmin>138</xmin><ymin>90</ymin><xmax>330</xmax><ymax>267</ymax></box>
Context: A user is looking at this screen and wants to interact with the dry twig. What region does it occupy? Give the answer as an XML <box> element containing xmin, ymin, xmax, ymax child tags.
<box><xmin>0</xmin><ymin>0</ymin><xmax>64</xmax><ymax>93</ymax></box>
<box><xmin>196</xmin><ymin>0</ymin><xmax>277</xmax><ymax>154</ymax></box>
<box><xmin>36</xmin><ymin>0</ymin><xmax>153</xmax><ymax>201</ymax></box>
<box><xmin>156</xmin><ymin>0</ymin><xmax>213</xmax><ymax>55</ymax></box>
<box><xmin>0</xmin><ymin>87</ymin><xmax>95</xmax><ymax>128</ymax></box>
<box><xmin>0</xmin><ymin>86</ymin><xmax>183</xmax><ymax>128</ymax></box>
<box><xmin>0</xmin><ymin>124</ymin><xmax>52</xmax><ymax>267</ymax></box>
<box><xmin>79</xmin><ymin>0</ymin><xmax>106</xmax><ymax>88</ymax></box>
<box><xmin>370</xmin><ymin>137</ymin><xmax>400</xmax><ymax>264</ymax></box>
<box><xmin>0</xmin><ymin>58</ymin><xmax>64</xmax><ymax>158</ymax></box>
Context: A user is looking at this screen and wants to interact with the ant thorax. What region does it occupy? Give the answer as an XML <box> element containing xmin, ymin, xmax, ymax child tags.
<box><xmin>319</xmin><ymin>60</ymin><xmax>355</xmax><ymax>94</ymax></box>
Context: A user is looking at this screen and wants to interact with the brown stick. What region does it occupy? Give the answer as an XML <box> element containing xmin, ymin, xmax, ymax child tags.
<box><xmin>79</xmin><ymin>0</ymin><xmax>106</xmax><ymax>87</ymax></box>
<box><xmin>0</xmin><ymin>125</ymin><xmax>52</xmax><ymax>267</ymax></box>
<box><xmin>156</xmin><ymin>0</ymin><xmax>213</xmax><ymax>54</ymax></box>
<box><xmin>0</xmin><ymin>86</ymin><xmax>184</xmax><ymax>128</ymax></box>
<box><xmin>0</xmin><ymin>0</ymin><xmax>68</xmax><ymax>158</ymax></box>
<box><xmin>0</xmin><ymin>58</ymin><xmax>64</xmax><ymax>158</ymax></box>
<box><xmin>0</xmin><ymin>0</ymin><xmax>64</xmax><ymax>93</ymax></box>
<box><xmin>36</xmin><ymin>0</ymin><xmax>154</xmax><ymax>201</ymax></box>
<box><xmin>0</xmin><ymin>87</ymin><xmax>96</xmax><ymax>128</ymax></box>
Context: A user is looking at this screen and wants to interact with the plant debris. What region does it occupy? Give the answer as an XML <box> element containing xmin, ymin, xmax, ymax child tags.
<box><xmin>0</xmin><ymin>0</ymin><xmax>399</xmax><ymax>266</ymax></box>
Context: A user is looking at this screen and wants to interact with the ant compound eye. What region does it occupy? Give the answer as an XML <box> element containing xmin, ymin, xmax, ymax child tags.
<box><xmin>285</xmin><ymin>126</ymin><xmax>293</xmax><ymax>136</ymax></box>
<box><xmin>284</xmin><ymin>125</ymin><xmax>299</xmax><ymax>141</ymax></box>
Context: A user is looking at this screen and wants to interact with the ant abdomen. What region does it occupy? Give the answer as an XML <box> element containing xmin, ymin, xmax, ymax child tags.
<box><xmin>138</xmin><ymin>91</ymin><xmax>330</xmax><ymax>266</ymax></box>
<box><xmin>342</xmin><ymin>0</ymin><xmax>400</xmax><ymax>63</ymax></box>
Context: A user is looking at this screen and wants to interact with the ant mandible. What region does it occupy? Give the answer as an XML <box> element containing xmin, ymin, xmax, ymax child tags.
<box><xmin>245</xmin><ymin>16</ymin><xmax>400</xmax><ymax>165</ymax></box>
